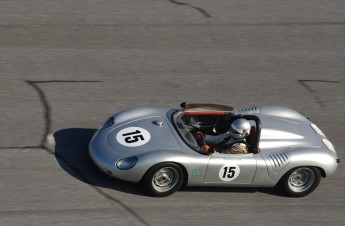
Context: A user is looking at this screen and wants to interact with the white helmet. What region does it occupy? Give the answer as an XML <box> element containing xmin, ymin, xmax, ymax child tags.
<box><xmin>229</xmin><ymin>118</ymin><xmax>251</xmax><ymax>139</ymax></box>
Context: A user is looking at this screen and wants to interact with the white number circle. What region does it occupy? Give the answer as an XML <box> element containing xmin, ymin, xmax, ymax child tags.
<box><xmin>116</xmin><ymin>127</ymin><xmax>151</xmax><ymax>147</ymax></box>
<box><xmin>218</xmin><ymin>164</ymin><xmax>240</xmax><ymax>182</ymax></box>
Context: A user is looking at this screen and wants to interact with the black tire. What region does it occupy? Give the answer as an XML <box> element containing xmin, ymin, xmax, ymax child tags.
<box><xmin>277</xmin><ymin>166</ymin><xmax>321</xmax><ymax>197</ymax></box>
<box><xmin>143</xmin><ymin>163</ymin><xmax>184</xmax><ymax>197</ymax></box>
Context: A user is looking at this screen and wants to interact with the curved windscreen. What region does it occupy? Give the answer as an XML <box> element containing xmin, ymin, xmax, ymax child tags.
<box><xmin>172</xmin><ymin>107</ymin><xmax>234</xmax><ymax>151</ymax></box>
<box><xmin>183</xmin><ymin>103</ymin><xmax>233</xmax><ymax>116</ymax></box>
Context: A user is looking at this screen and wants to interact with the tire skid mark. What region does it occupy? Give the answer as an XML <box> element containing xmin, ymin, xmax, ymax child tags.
<box><xmin>22</xmin><ymin>80</ymin><xmax>150</xmax><ymax>226</ymax></box>
<box><xmin>169</xmin><ymin>0</ymin><xmax>211</xmax><ymax>18</ymax></box>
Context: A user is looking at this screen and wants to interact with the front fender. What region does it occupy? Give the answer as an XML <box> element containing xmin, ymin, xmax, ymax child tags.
<box><xmin>134</xmin><ymin>150</ymin><xmax>210</xmax><ymax>184</ymax></box>
<box><xmin>262</xmin><ymin>147</ymin><xmax>338</xmax><ymax>183</ymax></box>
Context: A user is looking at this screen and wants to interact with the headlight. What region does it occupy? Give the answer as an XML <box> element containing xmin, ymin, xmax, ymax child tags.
<box><xmin>116</xmin><ymin>157</ymin><xmax>137</xmax><ymax>170</ymax></box>
<box><xmin>311</xmin><ymin>123</ymin><xmax>325</xmax><ymax>137</ymax></box>
<box><xmin>99</xmin><ymin>117</ymin><xmax>114</xmax><ymax>130</ymax></box>
<box><xmin>322</xmin><ymin>139</ymin><xmax>336</xmax><ymax>153</ymax></box>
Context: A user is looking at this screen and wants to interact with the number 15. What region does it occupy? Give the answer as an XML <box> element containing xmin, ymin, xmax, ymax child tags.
<box><xmin>222</xmin><ymin>166</ymin><xmax>236</xmax><ymax>179</ymax></box>
<box><xmin>122</xmin><ymin>130</ymin><xmax>144</xmax><ymax>143</ymax></box>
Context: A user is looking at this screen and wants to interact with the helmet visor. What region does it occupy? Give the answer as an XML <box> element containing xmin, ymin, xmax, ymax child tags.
<box><xmin>229</xmin><ymin>126</ymin><xmax>241</xmax><ymax>135</ymax></box>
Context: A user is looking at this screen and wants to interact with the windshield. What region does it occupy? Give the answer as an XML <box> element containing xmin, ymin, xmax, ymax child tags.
<box><xmin>184</xmin><ymin>103</ymin><xmax>233</xmax><ymax>114</ymax></box>
<box><xmin>172</xmin><ymin>109</ymin><xmax>234</xmax><ymax>151</ymax></box>
<box><xmin>173</xmin><ymin>111</ymin><xmax>200</xmax><ymax>150</ymax></box>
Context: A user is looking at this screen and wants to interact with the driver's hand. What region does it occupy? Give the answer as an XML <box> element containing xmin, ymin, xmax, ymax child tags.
<box><xmin>200</xmin><ymin>144</ymin><xmax>212</xmax><ymax>155</ymax></box>
<box><xmin>196</xmin><ymin>131</ymin><xmax>205</xmax><ymax>138</ymax></box>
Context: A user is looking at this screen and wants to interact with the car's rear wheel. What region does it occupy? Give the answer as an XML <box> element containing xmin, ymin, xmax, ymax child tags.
<box><xmin>277</xmin><ymin>166</ymin><xmax>321</xmax><ymax>197</ymax></box>
<box><xmin>144</xmin><ymin>163</ymin><xmax>183</xmax><ymax>197</ymax></box>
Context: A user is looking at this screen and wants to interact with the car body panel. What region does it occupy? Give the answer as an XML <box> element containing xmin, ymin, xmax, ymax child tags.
<box><xmin>89</xmin><ymin>104</ymin><xmax>339</xmax><ymax>188</ymax></box>
<box><xmin>107</xmin><ymin>116</ymin><xmax>181</xmax><ymax>153</ymax></box>
<box><xmin>204</xmin><ymin>153</ymin><xmax>256</xmax><ymax>184</ymax></box>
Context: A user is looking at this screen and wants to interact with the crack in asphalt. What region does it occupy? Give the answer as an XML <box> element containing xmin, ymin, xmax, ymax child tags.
<box><xmin>169</xmin><ymin>0</ymin><xmax>211</xmax><ymax>18</ymax></box>
<box><xmin>2</xmin><ymin>21</ymin><xmax>345</xmax><ymax>29</ymax></box>
<box><xmin>22</xmin><ymin>80</ymin><xmax>151</xmax><ymax>226</ymax></box>
<box><xmin>298</xmin><ymin>80</ymin><xmax>340</xmax><ymax>107</ymax></box>
<box><xmin>53</xmin><ymin>153</ymin><xmax>150</xmax><ymax>226</ymax></box>
<box><xmin>0</xmin><ymin>208</ymin><xmax>114</xmax><ymax>216</ymax></box>
<box><xmin>0</xmin><ymin>146</ymin><xmax>41</xmax><ymax>150</ymax></box>
<box><xmin>23</xmin><ymin>80</ymin><xmax>102</xmax><ymax>151</ymax></box>
<box><xmin>26</xmin><ymin>80</ymin><xmax>102</xmax><ymax>84</ymax></box>
<box><xmin>25</xmin><ymin>80</ymin><xmax>53</xmax><ymax>148</ymax></box>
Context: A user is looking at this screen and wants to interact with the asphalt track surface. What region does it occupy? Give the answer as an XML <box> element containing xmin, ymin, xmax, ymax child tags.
<box><xmin>1</xmin><ymin>0</ymin><xmax>345</xmax><ymax>225</ymax></box>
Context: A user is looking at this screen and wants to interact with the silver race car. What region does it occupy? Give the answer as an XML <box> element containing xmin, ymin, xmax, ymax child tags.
<box><xmin>89</xmin><ymin>103</ymin><xmax>339</xmax><ymax>197</ymax></box>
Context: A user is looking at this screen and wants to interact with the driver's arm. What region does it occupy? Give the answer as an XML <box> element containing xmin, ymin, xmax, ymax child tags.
<box><xmin>204</xmin><ymin>132</ymin><xmax>229</xmax><ymax>145</ymax></box>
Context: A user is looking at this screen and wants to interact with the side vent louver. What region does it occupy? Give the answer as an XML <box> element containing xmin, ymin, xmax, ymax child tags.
<box><xmin>266</xmin><ymin>153</ymin><xmax>290</xmax><ymax>173</ymax></box>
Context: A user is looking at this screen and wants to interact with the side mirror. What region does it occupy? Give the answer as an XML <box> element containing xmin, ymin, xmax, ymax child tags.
<box><xmin>180</xmin><ymin>102</ymin><xmax>187</xmax><ymax>109</ymax></box>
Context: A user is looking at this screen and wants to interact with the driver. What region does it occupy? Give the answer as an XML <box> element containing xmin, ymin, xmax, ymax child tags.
<box><xmin>197</xmin><ymin>118</ymin><xmax>251</xmax><ymax>155</ymax></box>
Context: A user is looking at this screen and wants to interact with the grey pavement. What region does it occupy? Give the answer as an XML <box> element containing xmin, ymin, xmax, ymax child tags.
<box><xmin>1</xmin><ymin>0</ymin><xmax>345</xmax><ymax>225</ymax></box>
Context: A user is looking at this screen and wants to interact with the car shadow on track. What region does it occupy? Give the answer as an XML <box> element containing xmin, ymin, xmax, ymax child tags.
<box><xmin>54</xmin><ymin>128</ymin><xmax>283</xmax><ymax>197</ymax></box>
<box><xmin>179</xmin><ymin>186</ymin><xmax>279</xmax><ymax>196</ymax></box>
<box><xmin>54</xmin><ymin>128</ymin><xmax>146</xmax><ymax>196</ymax></box>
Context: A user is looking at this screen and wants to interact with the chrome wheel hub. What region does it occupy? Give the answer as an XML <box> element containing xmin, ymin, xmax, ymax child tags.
<box><xmin>288</xmin><ymin>168</ymin><xmax>315</xmax><ymax>192</ymax></box>
<box><xmin>152</xmin><ymin>167</ymin><xmax>179</xmax><ymax>192</ymax></box>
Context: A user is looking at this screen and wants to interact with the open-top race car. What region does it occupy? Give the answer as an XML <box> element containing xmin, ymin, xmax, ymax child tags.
<box><xmin>89</xmin><ymin>103</ymin><xmax>339</xmax><ymax>197</ymax></box>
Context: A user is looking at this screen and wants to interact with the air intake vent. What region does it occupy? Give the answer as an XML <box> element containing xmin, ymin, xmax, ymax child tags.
<box><xmin>233</xmin><ymin>106</ymin><xmax>260</xmax><ymax>115</ymax></box>
<box><xmin>266</xmin><ymin>152</ymin><xmax>290</xmax><ymax>173</ymax></box>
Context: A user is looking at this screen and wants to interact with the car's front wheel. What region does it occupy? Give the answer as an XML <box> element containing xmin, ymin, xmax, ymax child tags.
<box><xmin>277</xmin><ymin>166</ymin><xmax>321</xmax><ymax>197</ymax></box>
<box><xmin>143</xmin><ymin>163</ymin><xmax>184</xmax><ymax>197</ymax></box>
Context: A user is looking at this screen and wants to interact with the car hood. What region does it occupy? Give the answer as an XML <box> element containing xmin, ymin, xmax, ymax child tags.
<box><xmin>256</xmin><ymin>106</ymin><xmax>323</xmax><ymax>149</ymax></box>
<box><xmin>107</xmin><ymin>108</ymin><xmax>182</xmax><ymax>153</ymax></box>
